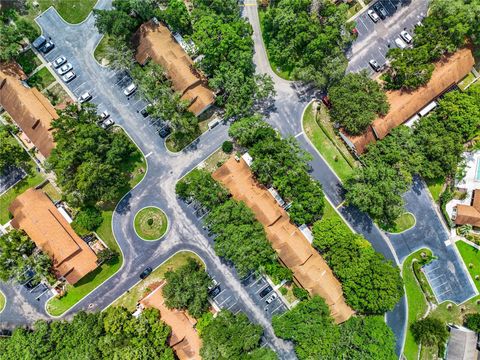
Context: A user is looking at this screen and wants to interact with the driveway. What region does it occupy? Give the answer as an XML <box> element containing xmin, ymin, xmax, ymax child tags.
<box><xmin>347</xmin><ymin>0</ymin><xmax>429</xmax><ymax>74</ymax></box>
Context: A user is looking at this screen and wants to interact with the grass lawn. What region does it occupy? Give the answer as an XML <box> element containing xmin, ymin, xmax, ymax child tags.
<box><xmin>40</xmin><ymin>181</ymin><xmax>62</xmax><ymax>202</ymax></box>
<box><xmin>199</xmin><ymin>147</ymin><xmax>230</xmax><ymax>174</ymax></box>
<box><xmin>302</xmin><ymin>102</ymin><xmax>355</xmax><ymax>182</ymax></box>
<box><xmin>94</xmin><ymin>35</ymin><xmax>111</xmax><ymax>64</ymax></box>
<box><xmin>258</xmin><ymin>9</ymin><xmax>294</xmax><ymax>80</ymax></box>
<box><xmin>383</xmin><ymin>212</ymin><xmax>416</xmax><ymax>233</ymax></box>
<box><xmin>30</xmin><ymin>0</ymin><xmax>97</xmax><ymax>24</ymax></box>
<box><xmin>15</xmin><ymin>49</ymin><xmax>41</xmax><ymax>75</ymax></box>
<box><xmin>402</xmin><ymin>249</ymin><xmax>432</xmax><ymax>360</ymax></box>
<box><xmin>111</xmin><ymin>251</ymin><xmax>202</xmax><ymax>312</ymax></box>
<box><xmin>46</xmin><ymin>129</ymin><xmax>146</xmax><ymax>316</ymax></box>
<box><xmin>27</xmin><ymin>67</ymin><xmax>55</xmax><ymax>91</ymax></box>
<box><xmin>0</xmin><ymin>291</ymin><xmax>5</xmax><ymax>312</ymax></box>
<box><xmin>322</xmin><ymin>200</ymin><xmax>353</xmax><ymax>234</ymax></box>
<box><xmin>458</xmin><ymin>72</ymin><xmax>477</xmax><ymax>91</ymax></box>
<box><xmin>0</xmin><ymin>135</ymin><xmax>44</xmax><ymax>224</ymax></box>
<box><xmin>346</xmin><ymin>1</ymin><xmax>363</xmax><ymax>18</ymax></box>
<box><xmin>44</xmin><ymin>83</ymin><xmax>69</xmax><ymax>106</ymax></box>
<box><xmin>456</xmin><ymin>240</ymin><xmax>480</xmax><ymax>292</ymax></box>
<box><xmin>134</xmin><ymin>207</ymin><xmax>168</xmax><ymax>241</ymax></box>
<box><xmin>426</xmin><ymin>177</ymin><xmax>444</xmax><ymax>203</ymax></box>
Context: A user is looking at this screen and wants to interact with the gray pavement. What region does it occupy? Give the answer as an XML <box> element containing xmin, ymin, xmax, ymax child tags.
<box><xmin>0</xmin><ymin>167</ymin><xmax>26</xmax><ymax>194</ymax></box>
<box><xmin>347</xmin><ymin>0</ymin><xmax>429</xmax><ymax>74</ymax></box>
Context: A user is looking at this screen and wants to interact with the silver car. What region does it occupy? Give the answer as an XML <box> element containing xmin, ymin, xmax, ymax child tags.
<box><xmin>400</xmin><ymin>30</ymin><xmax>413</xmax><ymax>44</ymax></box>
<box><xmin>58</xmin><ymin>63</ymin><xmax>72</xmax><ymax>75</ymax></box>
<box><xmin>368</xmin><ymin>9</ymin><xmax>380</xmax><ymax>23</ymax></box>
<box><xmin>62</xmin><ymin>71</ymin><xmax>76</xmax><ymax>83</ymax></box>
<box><xmin>53</xmin><ymin>56</ymin><xmax>67</xmax><ymax>68</ymax></box>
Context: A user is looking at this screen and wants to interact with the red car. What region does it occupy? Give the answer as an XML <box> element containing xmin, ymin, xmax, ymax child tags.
<box><xmin>321</xmin><ymin>95</ymin><xmax>332</xmax><ymax>109</ymax></box>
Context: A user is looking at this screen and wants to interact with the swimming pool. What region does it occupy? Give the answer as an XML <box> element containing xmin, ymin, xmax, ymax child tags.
<box><xmin>476</xmin><ymin>158</ymin><xmax>480</xmax><ymax>181</ymax></box>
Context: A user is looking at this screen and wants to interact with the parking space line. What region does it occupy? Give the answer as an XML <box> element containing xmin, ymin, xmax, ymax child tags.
<box><xmin>248</xmin><ymin>277</ymin><xmax>263</xmax><ymax>288</ymax></box>
<box><xmin>256</xmin><ymin>286</ymin><xmax>271</xmax><ymax>295</ymax></box>
<box><xmin>218</xmin><ymin>295</ymin><xmax>232</xmax><ymax>307</ymax></box>
<box><xmin>30</xmin><ymin>282</ymin><xmax>43</xmax><ymax>293</ymax></box>
<box><xmin>36</xmin><ymin>287</ymin><xmax>50</xmax><ymax>300</ymax></box>
<box><xmin>226</xmin><ymin>301</ymin><xmax>238</xmax><ymax>310</ymax></box>
<box><xmin>145</xmin><ymin>151</ymin><xmax>153</xmax><ymax>158</ymax></box>
<box><xmin>270</xmin><ymin>302</ymin><xmax>283</xmax><ymax>314</ymax></box>
<box><xmin>427</xmin><ymin>274</ymin><xmax>444</xmax><ymax>282</ymax></box>
<box><xmin>72</xmin><ymin>81</ymin><xmax>86</xmax><ymax>93</ymax></box>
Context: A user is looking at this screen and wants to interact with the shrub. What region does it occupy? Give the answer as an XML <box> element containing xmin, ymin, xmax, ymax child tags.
<box><xmin>73</xmin><ymin>207</ymin><xmax>103</xmax><ymax>232</ymax></box>
<box><xmin>222</xmin><ymin>141</ymin><xmax>233</xmax><ymax>153</ymax></box>
<box><xmin>293</xmin><ymin>286</ymin><xmax>309</xmax><ymax>301</ymax></box>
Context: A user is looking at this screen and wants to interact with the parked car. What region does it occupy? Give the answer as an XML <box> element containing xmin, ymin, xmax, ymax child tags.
<box><xmin>100</xmin><ymin>118</ymin><xmax>115</xmax><ymax>129</ymax></box>
<box><xmin>99</xmin><ymin>111</ymin><xmax>110</xmax><ymax>120</ymax></box>
<box><xmin>265</xmin><ymin>293</ymin><xmax>278</xmax><ymax>304</ymax></box>
<box><xmin>400</xmin><ymin>30</ymin><xmax>413</xmax><ymax>43</ymax></box>
<box><xmin>140</xmin><ymin>107</ymin><xmax>149</xmax><ymax>117</ymax></box>
<box><xmin>41</xmin><ymin>41</ymin><xmax>54</xmax><ymax>54</ymax></box>
<box><xmin>372</xmin><ymin>2</ymin><xmax>388</xmax><ymax>20</ymax></box>
<box><xmin>53</xmin><ymin>56</ymin><xmax>67</xmax><ymax>68</ymax></box>
<box><xmin>32</xmin><ymin>35</ymin><xmax>46</xmax><ymax>49</ymax></box>
<box><xmin>208</xmin><ymin>279</ymin><xmax>219</xmax><ymax>291</ymax></box>
<box><xmin>57</xmin><ymin>63</ymin><xmax>72</xmax><ymax>75</ymax></box>
<box><xmin>259</xmin><ymin>285</ymin><xmax>273</xmax><ymax>299</ymax></box>
<box><xmin>395</xmin><ymin>37</ymin><xmax>408</xmax><ymax>49</ymax></box>
<box><xmin>369</xmin><ymin>59</ymin><xmax>381</xmax><ymax>72</ymax></box>
<box><xmin>209</xmin><ymin>285</ymin><xmax>221</xmax><ymax>297</ymax></box>
<box><xmin>158</xmin><ymin>125</ymin><xmax>171</xmax><ymax>138</ymax></box>
<box><xmin>320</xmin><ymin>95</ymin><xmax>332</xmax><ymax>109</ymax></box>
<box><xmin>124</xmin><ymin>83</ymin><xmax>137</xmax><ymax>96</ymax></box>
<box><xmin>139</xmin><ymin>267</ymin><xmax>152</xmax><ymax>280</ymax></box>
<box><xmin>367</xmin><ymin>9</ymin><xmax>380</xmax><ymax>23</ymax></box>
<box><xmin>62</xmin><ymin>71</ymin><xmax>76</xmax><ymax>83</ymax></box>
<box><xmin>78</xmin><ymin>91</ymin><xmax>92</xmax><ymax>103</ymax></box>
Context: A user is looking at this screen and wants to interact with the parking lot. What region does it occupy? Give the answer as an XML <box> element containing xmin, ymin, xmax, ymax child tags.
<box><xmin>0</xmin><ymin>167</ymin><xmax>26</xmax><ymax>194</ymax></box>
<box><xmin>347</xmin><ymin>0</ymin><xmax>429</xmax><ymax>74</ymax></box>
<box><xmin>423</xmin><ymin>259</ymin><xmax>455</xmax><ymax>303</ymax></box>
<box><xmin>180</xmin><ymin>198</ymin><xmax>288</xmax><ymax>319</ymax></box>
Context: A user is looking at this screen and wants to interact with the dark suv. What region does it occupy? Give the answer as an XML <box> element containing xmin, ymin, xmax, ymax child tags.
<box><xmin>140</xmin><ymin>267</ymin><xmax>152</xmax><ymax>279</ymax></box>
<box><xmin>373</xmin><ymin>2</ymin><xmax>388</xmax><ymax>20</ymax></box>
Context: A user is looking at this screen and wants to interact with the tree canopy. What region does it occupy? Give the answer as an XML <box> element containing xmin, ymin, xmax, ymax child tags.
<box><xmin>464</xmin><ymin>313</ymin><xmax>480</xmax><ymax>332</ymax></box>
<box><xmin>312</xmin><ymin>216</ymin><xmax>404</xmax><ymax>314</ymax></box>
<box><xmin>0</xmin><ymin>307</ymin><xmax>174</xmax><ymax>359</ymax></box>
<box><xmin>162</xmin><ymin>258</ymin><xmax>212</xmax><ymax>318</ymax></box>
<box><xmin>272</xmin><ymin>296</ymin><xmax>397</xmax><ymax>360</ymax></box>
<box><xmin>262</xmin><ymin>0</ymin><xmax>353</xmax><ymax>88</ymax></box>
<box><xmin>200</xmin><ymin>310</ymin><xmax>277</xmax><ymax>360</ymax></box>
<box><xmin>410</xmin><ymin>317</ymin><xmax>449</xmax><ymax>351</ymax></box>
<box><xmin>0</xmin><ymin>126</ymin><xmax>29</xmax><ymax>174</ymax></box>
<box><xmin>47</xmin><ymin>103</ymin><xmax>138</xmax><ymax>208</ymax></box>
<box><xmin>0</xmin><ymin>9</ymin><xmax>39</xmax><ymax>62</ymax></box>
<box><xmin>329</xmin><ymin>72</ymin><xmax>389</xmax><ymax>135</ymax></box>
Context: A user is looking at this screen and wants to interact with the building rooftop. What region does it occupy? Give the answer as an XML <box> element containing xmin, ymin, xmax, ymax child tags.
<box><xmin>213</xmin><ymin>157</ymin><xmax>354</xmax><ymax>323</ymax></box>
<box><xmin>345</xmin><ymin>48</ymin><xmax>475</xmax><ymax>154</ymax></box>
<box><xmin>0</xmin><ymin>70</ymin><xmax>57</xmax><ymax>157</ymax></box>
<box><xmin>455</xmin><ymin>189</ymin><xmax>480</xmax><ymax>227</ymax></box>
<box><xmin>140</xmin><ymin>281</ymin><xmax>202</xmax><ymax>360</ymax></box>
<box><xmin>446</xmin><ymin>326</ymin><xmax>479</xmax><ymax>360</ymax></box>
<box><xmin>134</xmin><ymin>20</ymin><xmax>215</xmax><ymax>117</ymax></box>
<box><xmin>9</xmin><ymin>188</ymin><xmax>98</xmax><ymax>284</ymax></box>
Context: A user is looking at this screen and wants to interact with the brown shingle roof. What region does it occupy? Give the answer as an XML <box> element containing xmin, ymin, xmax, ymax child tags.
<box><xmin>140</xmin><ymin>281</ymin><xmax>201</xmax><ymax>360</ymax></box>
<box><xmin>346</xmin><ymin>48</ymin><xmax>475</xmax><ymax>154</ymax></box>
<box><xmin>213</xmin><ymin>157</ymin><xmax>354</xmax><ymax>323</ymax></box>
<box><xmin>0</xmin><ymin>70</ymin><xmax>57</xmax><ymax>157</ymax></box>
<box><xmin>455</xmin><ymin>189</ymin><xmax>480</xmax><ymax>227</ymax></box>
<box><xmin>134</xmin><ymin>20</ymin><xmax>215</xmax><ymax>117</ymax></box>
<box><xmin>9</xmin><ymin>188</ymin><xmax>98</xmax><ymax>284</ymax></box>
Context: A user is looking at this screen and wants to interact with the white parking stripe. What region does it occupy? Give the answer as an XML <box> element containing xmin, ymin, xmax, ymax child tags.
<box><xmin>72</xmin><ymin>82</ymin><xmax>86</xmax><ymax>93</ymax></box>
<box><xmin>270</xmin><ymin>302</ymin><xmax>283</xmax><ymax>314</ymax></box>
<box><xmin>218</xmin><ymin>295</ymin><xmax>232</xmax><ymax>307</ymax></box>
<box><xmin>145</xmin><ymin>152</ymin><xmax>153</xmax><ymax>158</ymax></box>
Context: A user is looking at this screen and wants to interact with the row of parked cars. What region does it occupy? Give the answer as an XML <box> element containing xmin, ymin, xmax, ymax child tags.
<box><xmin>368</xmin><ymin>28</ymin><xmax>413</xmax><ymax>72</ymax></box>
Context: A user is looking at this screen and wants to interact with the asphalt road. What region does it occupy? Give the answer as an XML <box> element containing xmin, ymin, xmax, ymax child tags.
<box><xmin>347</xmin><ymin>0</ymin><xmax>429</xmax><ymax>74</ymax></box>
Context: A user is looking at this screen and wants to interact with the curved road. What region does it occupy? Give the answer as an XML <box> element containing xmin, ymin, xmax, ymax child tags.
<box><xmin>0</xmin><ymin>1</ymin><xmax>420</xmax><ymax>358</ymax></box>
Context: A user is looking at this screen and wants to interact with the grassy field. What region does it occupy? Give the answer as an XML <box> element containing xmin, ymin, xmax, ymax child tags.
<box><xmin>112</xmin><ymin>251</ymin><xmax>202</xmax><ymax>312</ymax></box>
<box><xmin>0</xmin><ymin>291</ymin><xmax>5</xmax><ymax>313</ymax></box>
<box><xmin>458</xmin><ymin>72</ymin><xmax>477</xmax><ymax>91</ymax></box>
<box><xmin>402</xmin><ymin>249</ymin><xmax>432</xmax><ymax>360</ymax></box>
<box><xmin>134</xmin><ymin>207</ymin><xmax>168</xmax><ymax>241</ymax></box>
<box><xmin>16</xmin><ymin>49</ymin><xmax>41</xmax><ymax>75</ymax></box>
<box><xmin>426</xmin><ymin>177</ymin><xmax>444</xmax><ymax>203</ymax></box>
<box><xmin>44</xmin><ymin>83</ymin><xmax>70</xmax><ymax>106</ymax></box>
<box><xmin>199</xmin><ymin>147</ymin><xmax>230</xmax><ymax>174</ymax></box>
<box><xmin>40</xmin><ymin>181</ymin><xmax>62</xmax><ymax>202</ymax></box>
<box><xmin>46</xmin><ymin>129</ymin><xmax>146</xmax><ymax>316</ymax></box>
<box><xmin>29</xmin><ymin>0</ymin><xmax>97</xmax><ymax>24</ymax></box>
<box><xmin>93</xmin><ymin>35</ymin><xmax>110</xmax><ymax>63</ymax></box>
<box><xmin>302</xmin><ymin>102</ymin><xmax>355</xmax><ymax>182</ymax></box>
<box><xmin>456</xmin><ymin>240</ymin><xmax>480</xmax><ymax>292</ymax></box>
<box><xmin>383</xmin><ymin>212</ymin><xmax>416</xmax><ymax>233</ymax></box>
<box><xmin>322</xmin><ymin>200</ymin><xmax>353</xmax><ymax>234</ymax></box>
<box><xmin>27</xmin><ymin>67</ymin><xmax>55</xmax><ymax>91</ymax></box>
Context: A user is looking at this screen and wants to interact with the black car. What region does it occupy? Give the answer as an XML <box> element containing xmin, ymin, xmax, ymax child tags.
<box><xmin>373</xmin><ymin>2</ymin><xmax>388</xmax><ymax>20</ymax></box>
<box><xmin>158</xmin><ymin>125</ymin><xmax>171</xmax><ymax>138</ymax></box>
<box><xmin>140</xmin><ymin>108</ymin><xmax>149</xmax><ymax>117</ymax></box>
<box><xmin>41</xmin><ymin>41</ymin><xmax>55</xmax><ymax>54</ymax></box>
<box><xmin>209</xmin><ymin>285</ymin><xmax>221</xmax><ymax>297</ymax></box>
<box><xmin>32</xmin><ymin>35</ymin><xmax>46</xmax><ymax>49</ymax></box>
<box><xmin>140</xmin><ymin>267</ymin><xmax>152</xmax><ymax>279</ymax></box>
<box><xmin>259</xmin><ymin>285</ymin><xmax>273</xmax><ymax>299</ymax></box>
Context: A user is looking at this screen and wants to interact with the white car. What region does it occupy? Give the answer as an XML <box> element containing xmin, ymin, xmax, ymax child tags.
<box><xmin>78</xmin><ymin>91</ymin><xmax>92</xmax><ymax>103</ymax></box>
<box><xmin>53</xmin><ymin>56</ymin><xmax>67</xmax><ymax>68</ymax></box>
<box><xmin>265</xmin><ymin>293</ymin><xmax>278</xmax><ymax>304</ymax></box>
<box><xmin>369</xmin><ymin>59</ymin><xmax>381</xmax><ymax>72</ymax></box>
<box><xmin>57</xmin><ymin>63</ymin><xmax>72</xmax><ymax>75</ymax></box>
<box><xmin>395</xmin><ymin>37</ymin><xmax>408</xmax><ymax>49</ymax></box>
<box><xmin>62</xmin><ymin>71</ymin><xmax>76</xmax><ymax>83</ymax></box>
<box><xmin>100</xmin><ymin>118</ymin><xmax>114</xmax><ymax>129</ymax></box>
<box><xmin>367</xmin><ymin>9</ymin><xmax>380</xmax><ymax>23</ymax></box>
<box><xmin>100</xmin><ymin>111</ymin><xmax>110</xmax><ymax>120</ymax></box>
<box><xmin>400</xmin><ymin>30</ymin><xmax>413</xmax><ymax>44</ymax></box>
<box><xmin>123</xmin><ymin>83</ymin><xmax>137</xmax><ymax>96</ymax></box>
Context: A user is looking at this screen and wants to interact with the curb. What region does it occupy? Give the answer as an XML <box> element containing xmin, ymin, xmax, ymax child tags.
<box><xmin>132</xmin><ymin>206</ymin><xmax>170</xmax><ymax>242</ymax></box>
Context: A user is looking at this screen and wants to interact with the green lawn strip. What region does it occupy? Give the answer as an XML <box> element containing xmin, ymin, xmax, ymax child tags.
<box><xmin>426</xmin><ymin>177</ymin><xmax>444</xmax><ymax>203</ymax></box>
<box><xmin>0</xmin><ymin>291</ymin><xmax>5</xmax><ymax>312</ymax></box>
<box><xmin>456</xmin><ymin>240</ymin><xmax>480</xmax><ymax>292</ymax></box>
<box><xmin>15</xmin><ymin>49</ymin><xmax>41</xmax><ymax>75</ymax></box>
<box><xmin>27</xmin><ymin>67</ymin><xmax>55</xmax><ymax>91</ymax></box>
<box><xmin>402</xmin><ymin>249</ymin><xmax>431</xmax><ymax>360</ymax></box>
<box><xmin>428</xmin><ymin>295</ymin><xmax>480</xmax><ymax>325</ymax></box>
<box><xmin>45</xmin><ymin>129</ymin><xmax>146</xmax><ymax>316</ymax></box>
<box><xmin>36</xmin><ymin>0</ymin><xmax>97</xmax><ymax>24</ymax></box>
<box><xmin>94</xmin><ymin>35</ymin><xmax>110</xmax><ymax>63</ymax></box>
<box><xmin>112</xmin><ymin>252</ymin><xmax>202</xmax><ymax>312</ymax></box>
<box><xmin>302</xmin><ymin>102</ymin><xmax>354</xmax><ymax>182</ymax></box>
<box><xmin>257</xmin><ymin>9</ymin><xmax>294</xmax><ymax>80</ymax></box>
<box><xmin>457</xmin><ymin>72</ymin><xmax>476</xmax><ymax>91</ymax></box>
<box><xmin>382</xmin><ymin>212</ymin><xmax>416</xmax><ymax>233</ymax></box>
<box><xmin>322</xmin><ymin>200</ymin><xmax>353</xmax><ymax>234</ymax></box>
<box><xmin>134</xmin><ymin>207</ymin><xmax>168</xmax><ymax>241</ymax></box>
<box><xmin>40</xmin><ymin>181</ymin><xmax>62</xmax><ymax>202</ymax></box>
<box><xmin>346</xmin><ymin>1</ymin><xmax>363</xmax><ymax>18</ymax></box>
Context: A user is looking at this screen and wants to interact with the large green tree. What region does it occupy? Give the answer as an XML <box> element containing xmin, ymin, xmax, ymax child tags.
<box><xmin>411</xmin><ymin>317</ymin><xmax>449</xmax><ymax>351</ymax></box>
<box><xmin>329</xmin><ymin>72</ymin><xmax>389</xmax><ymax>134</ymax></box>
<box><xmin>163</xmin><ymin>258</ymin><xmax>212</xmax><ymax>318</ymax></box>
<box><xmin>200</xmin><ymin>310</ymin><xmax>276</xmax><ymax>360</ymax></box>
<box><xmin>0</xmin><ymin>126</ymin><xmax>28</xmax><ymax>174</ymax></box>
<box><xmin>0</xmin><ymin>10</ymin><xmax>38</xmax><ymax>62</ymax></box>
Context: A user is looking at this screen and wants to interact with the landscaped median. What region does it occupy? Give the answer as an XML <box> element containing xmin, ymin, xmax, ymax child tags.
<box><xmin>0</xmin><ymin>290</ymin><xmax>5</xmax><ymax>313</ymax></box>
<box><xmin>383</xmin><ymin>212</ymin><xmax>416</xmax><ymax>234</ymax></box>
<box><xmin>456</xmin><ymin>240</ymin><xmax>480</xmax><ymax>292</ymax></box>
<box><xmin>134</xmin><ymin>206</ymin><xmax>168</xmax><ymax>241</ymax></box>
